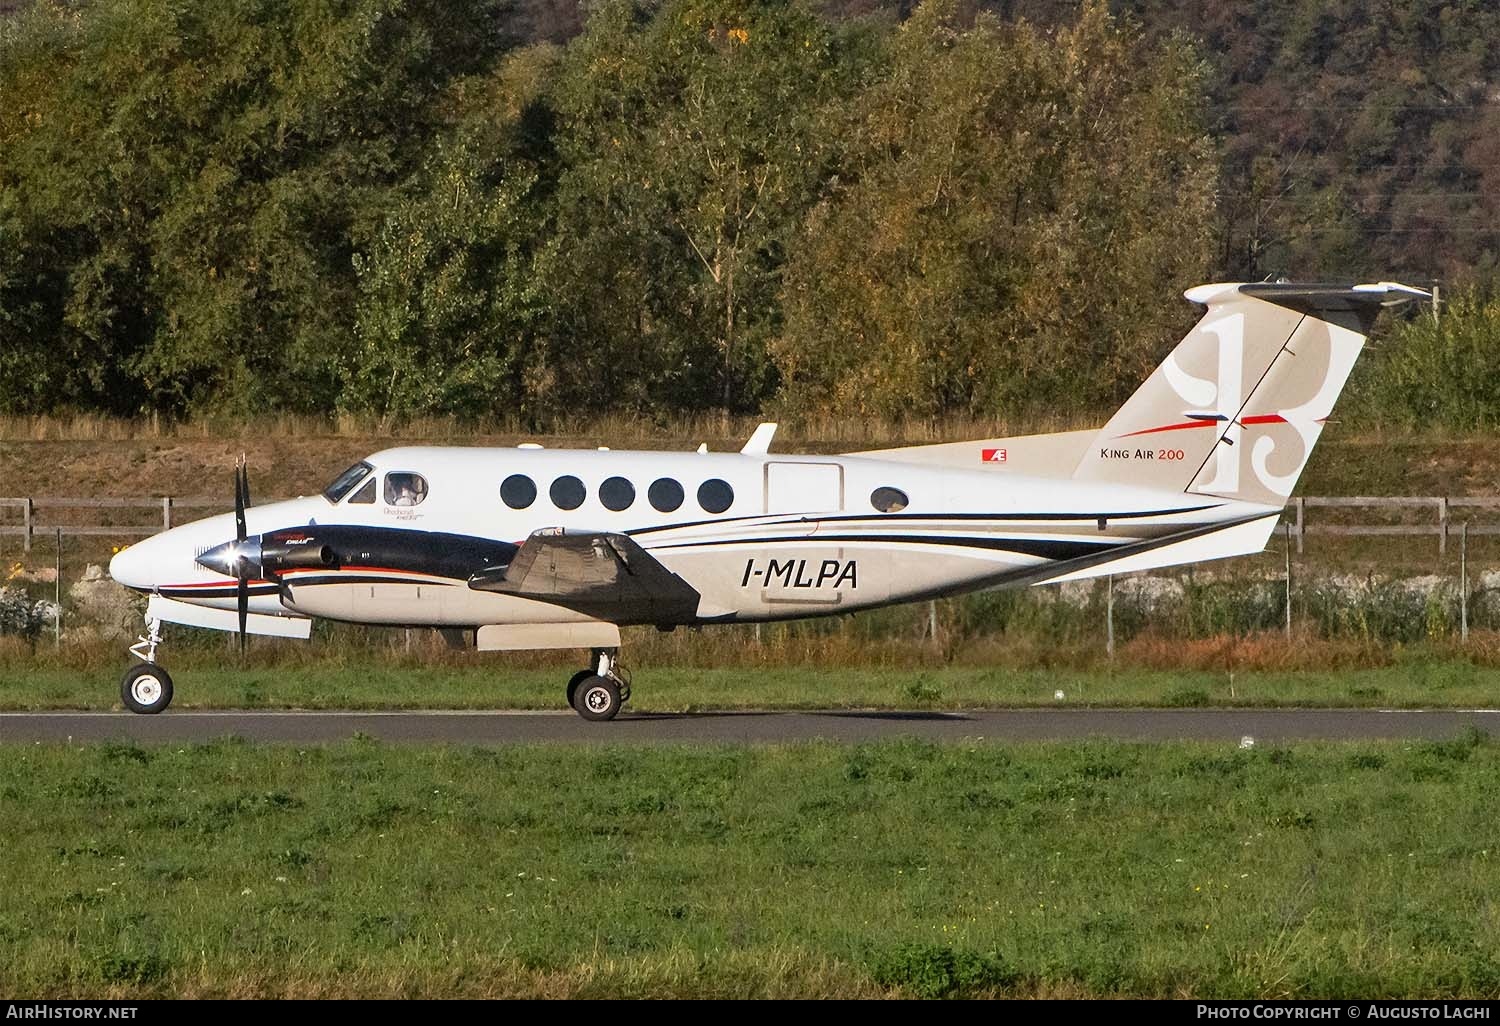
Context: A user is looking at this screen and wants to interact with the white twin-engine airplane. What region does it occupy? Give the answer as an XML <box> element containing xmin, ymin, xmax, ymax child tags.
<box><xmin>109</xmin><ymin>281</ymin><xmax>1425</xmax><ymax>719</ymax></box>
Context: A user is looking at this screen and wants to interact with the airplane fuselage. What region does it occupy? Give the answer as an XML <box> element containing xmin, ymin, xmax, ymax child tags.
<box><xmin>110</xmin><ymin>445</ymin><xmax>1279</xmax><ymax>629</ymax></box>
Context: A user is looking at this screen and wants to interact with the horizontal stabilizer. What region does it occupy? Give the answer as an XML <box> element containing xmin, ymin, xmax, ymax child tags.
<box><xmin>1036</xmin><ymin>511</ymin><xmax>1283</xmax><ymax>585</ymax></box>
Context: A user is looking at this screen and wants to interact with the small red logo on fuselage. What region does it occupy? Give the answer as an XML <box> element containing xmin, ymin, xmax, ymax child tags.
<box><xmin>981</xmin><ymin>448</ymin><xmax>1007</xmax><ymax>463</ymax></box>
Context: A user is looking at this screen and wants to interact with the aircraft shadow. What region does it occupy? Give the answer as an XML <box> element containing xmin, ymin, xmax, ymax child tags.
<box><xmin>617</xmin><ymin>710</ymin><xmax>973</xmax><ymax>722</ymax></box>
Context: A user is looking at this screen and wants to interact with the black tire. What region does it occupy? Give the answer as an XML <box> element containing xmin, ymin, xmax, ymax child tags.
<box><xmin>566</xmin><ymin>669</ymin><xmax>593</xmax><ymax>710</ymax></box>
<box><xmin>120</xmin><ymin>663</ymin><xmax>174</xmax><ymax>714</ymax></box>
<box><xmin>572</xmin><ymin>675</ymin><xmax>621</xmax><ymax>721</ymax></box>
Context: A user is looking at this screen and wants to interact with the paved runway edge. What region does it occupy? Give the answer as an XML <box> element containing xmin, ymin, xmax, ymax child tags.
<box><xmin>4</xmin><ymin>709</ymin><xmax>1500</xmax><ymax>744</ymax></box>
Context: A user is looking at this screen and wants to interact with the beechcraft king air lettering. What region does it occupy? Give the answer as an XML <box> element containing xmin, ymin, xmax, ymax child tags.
<box><xmin>109</xmin><ymin>281</ymin><xmax>1427</xmax><ymax>720</ymax></box>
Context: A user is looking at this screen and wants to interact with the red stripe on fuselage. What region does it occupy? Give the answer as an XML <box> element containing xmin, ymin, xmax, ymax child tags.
<box><xmin>280</xmin><ymin>566</ymin><xmax>451</xmax><ymax>580</ymax></box>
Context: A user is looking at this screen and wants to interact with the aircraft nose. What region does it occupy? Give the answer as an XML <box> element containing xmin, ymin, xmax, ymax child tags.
<box><xmin>109</xmin><ymin>541</ymin><xmax>158</xmax><ymax>592</ymax></box>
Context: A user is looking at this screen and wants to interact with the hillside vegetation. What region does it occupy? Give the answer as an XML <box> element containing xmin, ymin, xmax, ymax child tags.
<box><xmin>4</xmin><ymin>0</ymin><xmax>1495</xmax><ymax>429</ymax></box>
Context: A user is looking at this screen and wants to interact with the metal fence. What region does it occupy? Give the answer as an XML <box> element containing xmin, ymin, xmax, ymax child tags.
<box><xmin>3</xmin><ymin>494</ymin><xmax>1500</xmax><ymax>554</ymax></box>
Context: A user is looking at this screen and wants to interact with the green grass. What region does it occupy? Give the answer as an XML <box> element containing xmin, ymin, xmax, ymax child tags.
<box><xmin>3</xmin><ymin>736</ymin><xmax>1500</xmax><ymax>997</ymax></box>
<box><xmin>6</xmin><ymin>661</ymin><xmax>1500</xmax><ymax>712</ymax></box>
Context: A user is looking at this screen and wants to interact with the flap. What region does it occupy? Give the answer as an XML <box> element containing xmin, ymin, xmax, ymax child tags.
<box><xmin>468</xmin><ymin>529</ymin><xmax>701</xmax><ymax>626</ymax></box>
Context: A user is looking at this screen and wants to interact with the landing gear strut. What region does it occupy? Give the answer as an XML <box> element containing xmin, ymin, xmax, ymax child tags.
<box><xmin>121</xmin><ymin>615</ymin><xmax>173</xmax><ymax>714</ymax></box>
<box><xmin>568</xmin><ymin>647</ymin><xmax>630</xmax><ymax>721</ymax></box>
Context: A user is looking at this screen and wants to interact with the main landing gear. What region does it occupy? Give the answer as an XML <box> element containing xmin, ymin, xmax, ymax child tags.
<box><xmin>566</xmin><ymin>648</ymin><xmax>631</xmax><ymax>721</ymax></box>
<box><xmin>121</xmin><ymin>615</ymin><xmax>174</xmax><ymax>714</ymax></box>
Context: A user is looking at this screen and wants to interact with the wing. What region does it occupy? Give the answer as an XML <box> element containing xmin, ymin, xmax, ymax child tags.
<box><xmin>467</xmin><ymin>528</ymin><xmax>701</xmax><ymax>626</ymax></box>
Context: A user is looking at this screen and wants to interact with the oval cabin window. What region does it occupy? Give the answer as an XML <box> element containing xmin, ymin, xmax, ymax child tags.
<box><xmin>697</xmin><ymin>479</ymin><xmax>734</xmax><ymax>514</ymax></box>
<box><xmin>600</xmin><ymin>476</ymin><xmax>636</xmax><ymax>512</ymax></box>
<box><xmin>550</xmin><ymin>475</ymin><xmax>586</xmax><ymax>511</ymax></box>
<box><xmin>501</xmin><ymin>474</ymin><xmax>537</xmax><ymax>510</ymax></box>
<box><xmin>871</xmin><ymin>486</ymin><xmax>908</xmax><ymax>513</ymax></box>
<box><xmin>649</xmin><ymin>478</ymin><xmax>684</xmax><ymax>513</ymax></box>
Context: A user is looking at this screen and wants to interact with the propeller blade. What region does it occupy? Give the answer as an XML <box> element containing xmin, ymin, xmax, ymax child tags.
<box><xmin>234</xmin><ymin>456</ymin><xmax>248</xmax><ymax>543</ymax></box>
<box><xmin>237</xmin><ymin>574</ymin><xmax>248</xmax><ymax>657</ymax></box>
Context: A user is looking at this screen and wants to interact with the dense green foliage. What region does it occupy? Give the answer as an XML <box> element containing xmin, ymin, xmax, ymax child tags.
<box><xmin>2</xmin><ymin>0</ymin><xmax>1496</xmax><ymax>424</ymax></box>
<box><xmin>838</xmin><ymin>0</ymin><xmax>1500</xmax><ymax>283</ymax></box>
<box><xmin>1</xmin><ymin>0</ymin><xmax>1218</xmax><ymax>420</ymax></box>
<box><xmin>1346</xmin><ymin>285</ymin><xmax>1500</xmax><ymax>431</ymax></box>
<box><xmin>5</xmin><ymin>737</ymin><xmax>1500</xmax><ymax>996</ymax></box>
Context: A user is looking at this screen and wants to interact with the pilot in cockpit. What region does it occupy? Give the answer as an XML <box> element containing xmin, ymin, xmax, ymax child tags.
<box><xmin>386</xmin><ymin>473</ymin><xmax>427</xmax><ymax>507</ymax></box>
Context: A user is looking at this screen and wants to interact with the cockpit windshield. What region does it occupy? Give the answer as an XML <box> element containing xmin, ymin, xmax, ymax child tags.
<box><xmin>322</xmin><ymin>461</ymin><xmax>374</xmax><ymax>503</ymax></box>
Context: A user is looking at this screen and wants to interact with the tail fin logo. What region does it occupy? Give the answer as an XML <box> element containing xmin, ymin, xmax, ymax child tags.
<box><xmin>1153</xmin><ymin>309</ymin><xmax>1359</xmax><ymax>502</ymax></box>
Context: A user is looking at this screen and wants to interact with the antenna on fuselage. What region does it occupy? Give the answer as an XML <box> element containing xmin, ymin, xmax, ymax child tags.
<box><xmin>740</xmin><ymin>422</ymin><xmax>778</xmax><ymax>455</ymax></box>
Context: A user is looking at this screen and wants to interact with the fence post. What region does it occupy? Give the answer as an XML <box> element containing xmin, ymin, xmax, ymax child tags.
<box><xmin>927</xmin><ymin>600</ymin><xmax>938</xmax><ymax>643</ymax></box>
<box><xmin>1461</xmin><ymin>520</ymin><xmax>1469</xmax><ymax>645</ymax></box>
<box><xmin>1438</xmin><ymin>497</ymin><xmax>1448</xmax><ymax>558</ymax></box>
<box><xmin>54</xmin><ymin>527</ymin><xmax>61</xmax><ymax>648</ymax></box>
<box><xmin>1294</xmin><ymin>496</ymin><xmax>1305</xmax><ymax>556</ymax></box>
<box><xmin>23</xmin><ymin>498</ymin><xmax>33</xmax><ymax>554</ymax></box>
<box><xmin>1105</xmin><ymin>575</ymin><xmax>1115</xmax><ymax>659</ymax></box>
<box><xmin>162</xmin><ymin>496</ymin><xmax>173</xmax><ymax>532</ymax></box>
<box><xmin>1284</xmin><ymin>523</ymin><xmax>1293</xmax><ymax>640</ymax></box>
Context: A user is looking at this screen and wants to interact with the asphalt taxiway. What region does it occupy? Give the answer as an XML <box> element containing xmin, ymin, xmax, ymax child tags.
<box><xmin>3</xmin><ymin>708</ymin><xmax>1499</xmax><ymax>744</ymax></box>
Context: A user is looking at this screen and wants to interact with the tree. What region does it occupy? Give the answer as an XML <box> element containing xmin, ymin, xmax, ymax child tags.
<box><xmin>346</xmin><ymin>50</ymin><xmax>557</xmax><ymax>421</ymax></box>
<box><xmin>774</xmin><ymin>0</ymin><xmax>1220</xmax><ymax>420</ymax></box>
<box><xmin>545</xmin><ymin>0</ymin><xmax>852</xmax><ymax>412</ymax></box>
<box><xmin>0</xmin><ymin>0</ymin><xmax>521</xmax><ymax>416</ymax></box>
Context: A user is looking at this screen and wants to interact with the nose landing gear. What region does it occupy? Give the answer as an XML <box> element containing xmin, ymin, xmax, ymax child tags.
<box><xmin>121</xmin><ymin>615</ymin><xmax>174</xmax><ymax>714</ymax></box>
<box><xmin>567</xmin><ymin>648</ymin><xmax>630</xmax><ymax>721</ymax></box>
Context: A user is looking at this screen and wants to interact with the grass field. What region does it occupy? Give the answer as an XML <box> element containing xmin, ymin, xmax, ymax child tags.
<box><xmin>4</xmin><ymin>736</ymin><xmax>1499</xmax><ymax>998</ymax></box>
<box><xmin>6</xmin><ymin>659</ymin><xmax>1500</xmax><ymax>712</ymax></box>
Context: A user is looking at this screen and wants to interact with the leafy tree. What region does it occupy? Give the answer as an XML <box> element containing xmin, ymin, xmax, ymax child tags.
<box><xmin>0</xmin><ymin>0</ymin><xmax>518</xmax><ymax>416</ymax></box>
<box><xmin>774</xmin><ymin>0</ymin><xmax>1218</xmax><ymax>420</ymax></box>
<box><xmin>346</xmin><ymin>50</ymin><xmax>556</xmax><ymax>421</ymax></box>
<box><xmin>1346</xmin><ymin>285</ymin><xmax>1500</xmax><ymax>432</ymax></box>
<box><xmin>545</xmin><ymin>0</ymin><xmax>853</xmax><ymax>413</ymax></box>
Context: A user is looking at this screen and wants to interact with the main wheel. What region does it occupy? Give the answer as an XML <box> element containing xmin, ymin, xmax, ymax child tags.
<box><xmin>566</xmin><ymin>669</ymin><xmax>594</xmax><ymax>710</ymax></box>
<box><xmin>572</xmin><ymin>675</ymin><xmax>622</xmax><ymax>721</ymax></box>
<box><xmin>120</xmin><ymin>662</ymin><xmax>174</xmax><ymax>715</ymax></box>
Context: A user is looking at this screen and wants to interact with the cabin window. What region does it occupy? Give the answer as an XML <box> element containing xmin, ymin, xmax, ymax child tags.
<box><xmin>385</xmin><ymin>472</ymin><xmax>429</xmax><ymax>507</ymax></box>
<box><xmin>348</xmin><ymin>478</ymin><xmax>377</xmax><ymax>504</ymax></box>
<box><xmin>871</xmin><ymin>486</ymin><xmax>908</xmax><ymax>513</ymax></box>
<box><xmin>550</xmin><ymin>475</ymin><xmax>586</xmax><ymax>511</ymax></box>
<box><xmin>697</xmin><ymin>478</ymin><xmax>734</xmax><ymax>514</ymax></box>
<box><xmin>322</xmin><ymin>460</ymin><xmax>373</xmax><ymax>503</ymax></box>
<box><xmin>648</xmin><ymin>478</ymin><xmax>684</xmax><ymax>513</ymax></box>
<box><xmin>600</xmin><ymin>476</ymin><xmax>635</xmax><ymax>511</ymax></box>
<box><xmin>501</xmin><ymin>474</ymin><xmax>537</xmax><ymax>510</ymax></box>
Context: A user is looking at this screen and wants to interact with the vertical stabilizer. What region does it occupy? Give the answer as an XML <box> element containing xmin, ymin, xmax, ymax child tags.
<box><xmin>1072</xmin><ymin>282</ymin><xmax>1427</xmax><ymax>504</ymax></box>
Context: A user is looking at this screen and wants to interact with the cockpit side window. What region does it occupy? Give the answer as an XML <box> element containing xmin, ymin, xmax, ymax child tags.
<box><xmin>323</xmin><ymin>461</ymin><xmax>373</xmax><ymax>503</ymax></box>
<box><xmin>348</xmin><ymin>477</ymin><xmax>377</xmax><ymax>504</ymax></box>
<box><xmin>384</xmin><ymin>472</ymin><xmax>429</xmax><ymax>507</ymax></box>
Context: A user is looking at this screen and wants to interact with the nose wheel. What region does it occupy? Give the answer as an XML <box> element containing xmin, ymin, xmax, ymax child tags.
<box><xmin>121</xmin><ymin>662</ymin><xmax>174</xmax><ymax>714</ymax></box>
<box><xmin>567</xmin><ymin>649</ymin><xmax>630</xmax><ymax>721</ymax></box>
<box><xmin>121</xmin><ymin>615</ymin><xmax>173</xmax><ymax>714</ymax></box>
